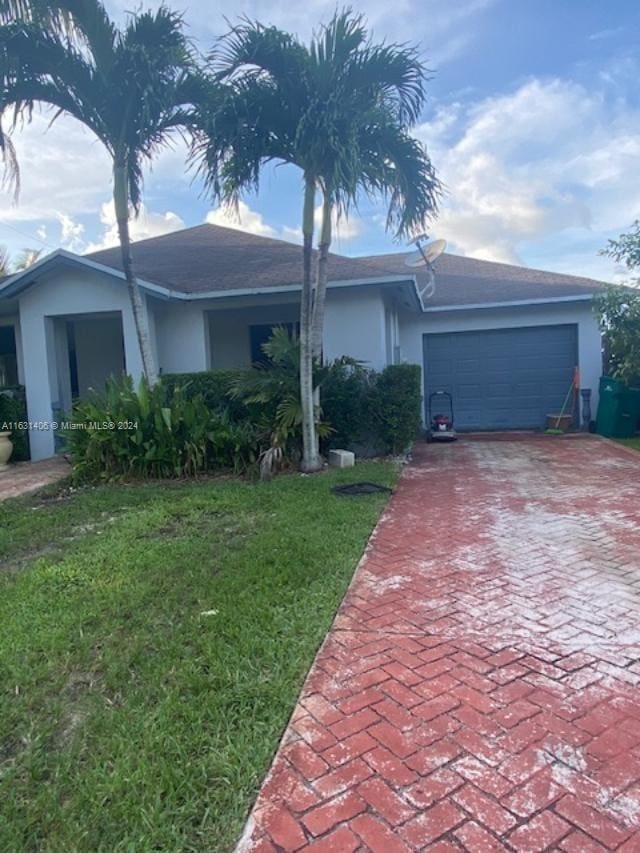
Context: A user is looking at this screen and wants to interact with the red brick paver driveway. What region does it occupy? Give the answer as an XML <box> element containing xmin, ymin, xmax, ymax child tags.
<box><xmin>239</xmin><ymin>436</ymin><xmax>640</xmax><ymax>852</ymax></box>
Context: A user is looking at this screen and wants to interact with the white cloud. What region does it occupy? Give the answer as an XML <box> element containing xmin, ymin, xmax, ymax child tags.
<box><xmin>84</xmin><ymin>201</ymin><xmax>185</xmax><ymax>253</ymax></box>
<box><xmin>104</xmin><ymin>0</ymin><xmax>495</xmax><ymax>65</ymax></box>
<box><xmin>206</xmin><ymin>199</ymin><xmax>363</xmax><ymax>248</ymax></box>
<box><xmin>419</xmin><ymin>76</ymin><xmax>640</xmax><ymax>271</ymax></box>
<box><xmin>281</xmin><ymin>204</ymin><xmax>364</xmax><ymax>245</ymax></box>
<box><xmin>58</xmin><ymin>213</ymin><xmax>85</xmax><ymax>251</ymax></box>
<box><xmin>0</xmin><ymin>108</ymin><xmax>191</xmax><ymax>255</ymax></box>
<box><xmin>205</xmin><ymin>201</ymin><xmax>278</xmax><ymax>238</ymax></box>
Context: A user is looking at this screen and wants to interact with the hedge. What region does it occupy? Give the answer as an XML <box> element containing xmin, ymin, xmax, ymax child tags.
<box><xmin>163</xmin><ymin>363</ymin><xmax>423</xmax><ymax>457</ymax></box>
<box><xmin>0</xmin><ymin>387</ymin><xmax>30</xmax><ymax>461</ymax></box>
<box><xmin>371</xmin><ymin>364</ymin><xmax>423</xmax><ymax>454</ymax></box>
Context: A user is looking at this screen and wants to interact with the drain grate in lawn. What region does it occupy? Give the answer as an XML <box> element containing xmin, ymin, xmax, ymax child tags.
<box><xmin>0</xmin><ymin>463</ymin><xmax>395</xmax><ymax>852</ymax></box>
<box><xmin>333</xmin><ymin>481</ymin><xmax>393</xmax><ymax>496</ymax></box>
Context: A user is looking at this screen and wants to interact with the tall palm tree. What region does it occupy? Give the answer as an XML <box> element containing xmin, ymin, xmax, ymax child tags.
<box><xmin>0</xmin><ymin>0</ymin><xmax>204</xmax><ymax>382</ymax></box>
<box><xmin>195</xmin><ymin>10</ymin><xmax>440</xmax><ymax>471</ymax></box>
<box><xmin>0</xmin><ymin>243</ymin><xmax>10</xmax><ymax>275</ymax></box>
<box><xmin>14</xmin><ymin>245</ymin><xmax>41</xmax><ymax>269</ymax></box>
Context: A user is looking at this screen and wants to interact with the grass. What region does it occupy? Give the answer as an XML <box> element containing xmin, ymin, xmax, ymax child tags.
<box><xmin>0</xmin><ymin>462</ymin><xmax>396</xmax><ymax>852</ymax></box>
<box><xmin>617</xmin><ymin>437</ymin><xmax>640</xmax><ymax>452</ymax></box>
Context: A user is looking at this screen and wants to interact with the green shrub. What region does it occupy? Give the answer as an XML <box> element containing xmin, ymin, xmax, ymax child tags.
<box><xmin>595</xmin><ymin>286</ymin><xmax>640</xmax><ymax>384</ymax></box>
<box><xmin>370</xmin><ymin>364</ymin><xmax>422</xmax><ymax>454</ymax></box>
<box><xmin>64</xmin><ymin>376</ymin><xmax>258</xmax><ymax>482</ymax></box>
<box><xmin>66</xmin><ymin>331</ymin><xmax>422</xmax><ymax>482</ymax></box>
<box><xmin>161</xmin><ymin>370</ymin><xmax>247</xmax><ymax>418</ymax></box>
<box><xmin>321</xmin><ymin>365</ymin><xmax>374</xmax><ymax>450</ymax></box>
<box><xmin>0</xmin><ymin>386</ymin><xmax>29</xmax><ymax>460</ymax></box>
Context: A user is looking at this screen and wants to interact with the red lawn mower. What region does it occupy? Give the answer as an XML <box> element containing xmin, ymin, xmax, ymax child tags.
<box><xmin>427</xmin><ymin>390</ymin><xmax>457</xmax><ymax>442</ymax></box>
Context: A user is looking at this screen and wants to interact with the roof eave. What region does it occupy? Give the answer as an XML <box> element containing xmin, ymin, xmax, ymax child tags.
<box><xmin>422</xmin><ymin>293</ymin><xmax>598</xmax><ymax>312</ymax></box>
<box><xmin>0</xmin><ymin>250</ymin><xmax>177</xmax><ymax>300</ymax></box>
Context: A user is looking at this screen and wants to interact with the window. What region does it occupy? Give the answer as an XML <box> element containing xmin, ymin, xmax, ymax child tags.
<box><xmin>0</xmin><ymin>325</ymin><xmax>18</xmax><ymax>387</ymax></box>
<box><xmin>249</xmin><ymin>323</ymin><xmax>298</xmax><ymax>365</ymax></box>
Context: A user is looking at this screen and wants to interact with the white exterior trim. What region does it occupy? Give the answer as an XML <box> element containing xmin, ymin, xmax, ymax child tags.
<box><xmin>0</xmin><ymin>250</ymin><xmax>420</xmax><ymax>305</ymax></box>
<box><xmin>422</xmin><ymin>294</ymin><xmax>596</xmax><ymax>312</ymax></box>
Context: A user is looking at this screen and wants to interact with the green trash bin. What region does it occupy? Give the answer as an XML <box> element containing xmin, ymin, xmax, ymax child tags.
<box><xmin>596</xmin><ymin>376</ymin><xmax>640</xmax><ymax>438</ymax></box>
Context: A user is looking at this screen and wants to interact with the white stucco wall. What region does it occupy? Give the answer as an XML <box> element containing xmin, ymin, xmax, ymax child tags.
<box><xmin>18</xmin><ymin>268</ymin><xmax>146</xmax><ymax>460</ymax></box>
<box><xmin>323</xmin><ymin>288</ymin><xmax>388</xmax><ymax>369</ymax></box>
<box><xmin>153</xmin><ymin>300</ymin><xmax>211</xmax><ymax>374</ymax></box>
<box><xmin>398</xmin><ymin>300</ymin><xmax>602</xmax><ymax>423</ymax></box>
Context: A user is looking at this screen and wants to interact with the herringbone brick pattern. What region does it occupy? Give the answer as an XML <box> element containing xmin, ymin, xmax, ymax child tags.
<box><xmin>237</xmin><ymin>437</ymin><xmax>640</xmax><ymax>852</ymax></box>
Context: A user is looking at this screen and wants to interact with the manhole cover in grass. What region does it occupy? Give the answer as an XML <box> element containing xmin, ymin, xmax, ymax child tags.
<box><xmin>332</xmin><ymin>482</ymin><xmax>392</xmax><ymax>496</ymax></box>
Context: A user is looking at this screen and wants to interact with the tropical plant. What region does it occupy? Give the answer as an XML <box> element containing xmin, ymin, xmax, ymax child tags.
<box><xmin>0</xmin><ymin>243</ymin><xmax>9</xmax><ymax>275</ymax></box>
<box><xmin>595</xmin><ymin>286</ymin><xmax>640</xmax><ymax>383</ymax></box>
<box><xmin>228</xmin><ymin>326</ymin><xmax>335</xmax><ymax>478</ymax></box>
<box><xmin>65</xmin><ymin>375</ymin><xmax>258</xmax><ymax>481</ymax></box>
<box><xmin>0</xmin><ymin>385</ymin><xmax>28</xmax><ymax>458</ymax></box>
<box><xmin>0</xmin><ymin>0</ymin><xmax>205</xmax><ymax>382</ymax></box>
<box><xmin>0</xmin><ymin>242</ymin><xmax>39</xmax><ymax>273</ymax></box>
<box><xmin>194</xmin><ymin>9</ymin><xmax>440</xmax><ymax>472</ymax></box>
<box><xmin>597</xmin><ymin>223</ymin><xmax>640</xmax><ymax>382</ymax></box>
<box><xmin>13</xmin><ymin>245</ymin><xmax>41</xmax><ymax>269</ymax></box>
<box><xmin>602</xmin><ymin>220</ymin><xmax>640</xmax><ymax>280</ymax></box>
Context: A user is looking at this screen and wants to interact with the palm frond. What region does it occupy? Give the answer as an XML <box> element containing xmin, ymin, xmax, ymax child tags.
<box><xmin>0</xmin><ymin>0</ymin><xmax>116</xmax><ymax>65</ymax></box>
<box><xmin>357</xmin><ymin>114</ymin><xmax>441</xmax><ymax>237</ymax></box>
<box><xmin>217</xmin><ymin>17</ymin><xmax>307</xmax><ymax>84</ymax></box>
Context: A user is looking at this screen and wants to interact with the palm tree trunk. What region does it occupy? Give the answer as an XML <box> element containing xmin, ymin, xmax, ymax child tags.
<box><xmin>113</xmin><ymin>159</ymin><xmax>157</xmax><ymax>385</ymax></box>
<box><xmin>311</xmin><ymin>191</ymin><xmax>332</xmax><ymax>360</ymax></box>
<box><xmin>300</xmin><ymin>174</ymin><xmax>321</xmax><ymax>472</ymax></box>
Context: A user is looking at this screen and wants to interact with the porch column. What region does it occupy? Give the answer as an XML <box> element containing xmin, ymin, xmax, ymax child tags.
<box><xmin>121</xmin><ymin>307</ymin><xmax>145</xmax><ymax>385</ymax></box>
<box><xmin>21</xmin><ymin>315</ymin><xmax>57</xmax><ymax>460</ymax></box>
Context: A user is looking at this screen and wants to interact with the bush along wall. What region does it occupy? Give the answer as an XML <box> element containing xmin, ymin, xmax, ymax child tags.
<box><xmin>370</xmin><ymin>364</ymin><xmax>423</xmax><ymax>455</ymax></box>
<box><xmin>64</xmin><ymin>376</ymin><xmax>259</xmax><ymax>482</ymax></box>
<box><xmin>0</xmin><ymin>386</ymin><xmax>30</xmax><ymax>461</ymax></box>
<box><xmin>65</xmin><ymin>359</ymin><xmax>423</xmax><ymax>482</ymax></box>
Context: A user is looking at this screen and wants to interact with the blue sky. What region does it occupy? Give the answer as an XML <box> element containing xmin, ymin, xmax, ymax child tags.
<box><xmin>0</xmin><ymin>0</ymin><xmax>639</xmax><ymax>281</ymax></box>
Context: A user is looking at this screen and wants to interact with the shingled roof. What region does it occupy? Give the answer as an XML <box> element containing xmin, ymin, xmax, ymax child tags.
<box><xmin>84</xmin><ymin>222</ymin><xmax>608</xmax><ymax>308</ymax></box>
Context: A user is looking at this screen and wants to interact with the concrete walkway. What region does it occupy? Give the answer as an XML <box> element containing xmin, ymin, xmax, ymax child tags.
<box><xmin>0</xmin><ymin>457</ymin><xmax>70</xmax><ymax>502</ymax></box>
<box><xmin>240</xmin><ymin>436</ymin><xmax>640</xmax><ymax>852</ymax></box>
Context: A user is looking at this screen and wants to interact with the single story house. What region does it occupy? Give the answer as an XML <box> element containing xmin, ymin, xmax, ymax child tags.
<box><xmin>0</xmin><ymin>223</ymin><xmax>606</xmax><ymax>461</ymax></box>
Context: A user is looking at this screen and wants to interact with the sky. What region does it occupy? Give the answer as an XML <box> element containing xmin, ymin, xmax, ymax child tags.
<box><xmin>0</xmin><ymin>0</ymin><xmax>639</xmax><ymax>282</ymax></box>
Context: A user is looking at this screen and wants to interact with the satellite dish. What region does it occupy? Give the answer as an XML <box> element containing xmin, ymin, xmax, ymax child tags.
<box><xmin>403</xmin><ymin>235</ymin><xmax>447</xmax><ymax>305</ymax></box>
<box><xmin>404</xmin><ymin>236</ymin><xmax>447</xmax><ymax>268</ymax></box>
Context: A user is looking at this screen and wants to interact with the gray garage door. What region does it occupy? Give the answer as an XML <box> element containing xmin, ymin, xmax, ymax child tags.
<box><xmin>423</xmin><ymin>325</ymin><xmax>578</xmax><ymax>431</ymax></box>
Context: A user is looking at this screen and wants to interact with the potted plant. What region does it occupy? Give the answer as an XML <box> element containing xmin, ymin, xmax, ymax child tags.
<box><xmin>0</xmin><ymin>429</ymin><xmax>13</xmax><ymax>471</ymax></box>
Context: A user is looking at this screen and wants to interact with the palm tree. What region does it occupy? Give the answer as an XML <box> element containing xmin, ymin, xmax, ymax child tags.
<box><xmin>195</xmin><ymin>10</ymin><xmax>440</xmax><ymax>471</ymax></box>
<box><xmin>0</xmin><ymin>0</ymin><xmax>204</xmax><ymax>382</ymax></box>
<box><xmin>14</xmin><ymin>245</ymin><xmax>41</xmax><ymax>269</ymax></box>
<box><xmin>0</xmin><ymin>243</ymin><xmax>10</xmax><ymax>275</ymax></box>
<box><xmin>0</xmin><ymin>243</ymin><xmax>41</xmax><ymax>273</ymax></box>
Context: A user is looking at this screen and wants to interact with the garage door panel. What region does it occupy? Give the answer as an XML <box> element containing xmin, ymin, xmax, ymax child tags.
<box><xmin>424</xmin><ymin>325</ymin><xmax>578</xmax><ymax>431</ymax></box>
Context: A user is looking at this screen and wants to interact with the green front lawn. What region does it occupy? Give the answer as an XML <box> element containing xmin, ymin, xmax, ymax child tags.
<box><xmin>617</xmin><ymin>438</ymin><xmax>640</xmax><ymax>452</ymax></box>
<box><xmin>0</xmin><ymin>463</ymin><xmax>395</xmax><ymax>852</ymax></box>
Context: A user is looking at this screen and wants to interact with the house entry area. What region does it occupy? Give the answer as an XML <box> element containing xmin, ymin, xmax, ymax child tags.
<box><xmin>423</xmin><ymin>324</ymin><xmax>579</xmax><ymax>431</ymax></box>
<box><xmin>52</xmin><ymin>312</ymin><xmax>126</xmax><ymax>413</ymax></box>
